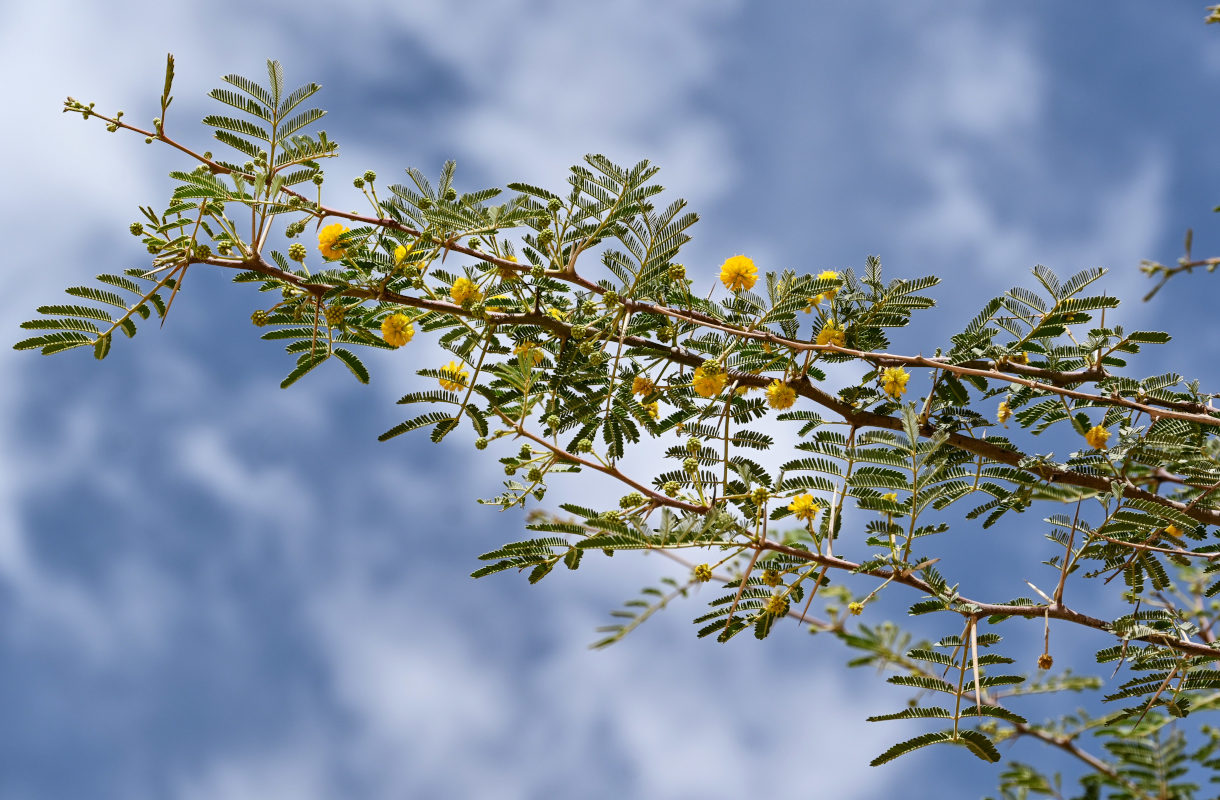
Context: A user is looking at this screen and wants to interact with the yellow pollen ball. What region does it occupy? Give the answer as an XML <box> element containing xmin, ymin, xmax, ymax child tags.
<box><xmin>765</xmin><ymin>379</ymin><xmax>797</xmax><ymax>410</ymax></box>
<box><xmin>691</xmin><ymin>367</ymin><xmax>727</xmax><ymax>398</ymax></box>
<box><xmin>817</xmin><ymin>320</ymin><xmax>846</xmax><ymax>348</ymax></box>
<box><xmin>1084</xmin><ymin>425</ymin><xmax>1111</xmax><ymax>450</ymax></box>
<box><xmin>997</xmin><ymin>400</ymin><xmax>1013</xmax><ymax>425</ymax></box>
<box><xmin>880</xmin><ymin>367</ymin><xmax>910</xmax><ymax>400</ymax></box>
<box><xmin>632</xmin><ymin>375</ymin><xmax>656</xmax><ymax>396</ymax></box>
<box><xmin>788</xmin><ymin>493</ymin><xmax>820</xmax><ymax>521</ymax></box>
<box><xmin>719</xmin><ymin>255</ymin><xmax>758</xmax><ymax>292</ymax></box>
<box><xmin>450</xmin><ymin>277</ymin><xmax>482</xmax><ymax>305</ymax></box>
<box><xmin>380</xmin><ymin>313</ymin><xmax>414</xmax><ymax>348</ymax></box>
<box><xmin>318</xmin><ymin>223</ymin><xmax>349</xmax><ymax>259</ymax></box>
<box><xmin>439</xmin><ymin>360</ymin><xmax>471</xmax><ymax>392</ymax></box>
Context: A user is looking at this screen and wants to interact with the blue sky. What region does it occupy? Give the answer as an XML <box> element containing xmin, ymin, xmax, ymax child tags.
<box><xmin>3</xmin><ymin>2</ymin><xmax>1219</xmax><ymax>798</ymax></box>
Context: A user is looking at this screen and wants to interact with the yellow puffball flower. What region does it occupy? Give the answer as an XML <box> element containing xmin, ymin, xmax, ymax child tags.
<box><xmin>691</xmin><ymin>366</ymin><xmax>727</xmax><ymax>398</ymax></box>
<box><xmin>765</xmin><ymin>379</ymin><xmax>797</xmax><ymax>410</ymax></box>
<box><xmin>879</xmin><ymin>366</ymin><xmax>910</xmax><ymax>400</ymax></box>
<box><xmin>318</xmin><ymin>223</ymin><xmax>349</xmax><ymax>260</ymax></box>
<box><xmin>547</xmin><ymin>307</ymin><xmax>567</xmax><ymax>321</ymax></box>
<box><xmin>394</xmin><ymin>243</ymin><xmax>413</xmax><ymax>264</ymax></box>
<box><xmin>632</xmin><ymin>375</ymin><xmax>656</xmax><ymax>396</ymax></box>
<box><xmin>997</xmin><ymin>400</ymin><xmax>1013</xmax><ymax>425</ymax></box>
<box><xmin>380</xmin><ymin>313</ymin><xmax>414</xmax><ymax>348</ymax></box>
<box><xmin>1164</xmin><ymin>524</ymin><xmax>1183</xmax><ymax>539</ymax></box>
<box><xmin>881</xmin><ymin>492</ymin><xmax>898</xmax><ymax>503</ymax></box>
<box><xmin>693</xmin><ymin>563</ymin><xmax>713</xmax><ymax>583</ymax></box>
<box><xmin>764</xmin><ymin>593</ymin><xmax>790</xmax><ymax>617</ymax></box>
<box><xmin>848</xmin><ymin>601</ymin><xmax>864</xmax><ymax>616</ymax></box>
<box><xmin>497</xmin><ymin>254</ymin><xmax>520</xmax><ymax>281</ymax></box>
<box><xmin>719</xmin><ymin>255</ymin><xmax>758</xmax><ymax>292</ymax></box>
<box><xmin>513</xmin><ymin>341</ymin><xmax>545</xmax><ymax>366</ymax></box>
<box><xmin>1084</xmin><ymin>425</ymin><xmax>1111</xmax><ymax>450</ymax></box>
<box><xmin>805</xmin><ymin>270</ymin><xmax>841</xmax><ymax>310</ymax></box>
<box><xmin>450</xmin><ymin>276</ymin><xmax>482</xmax><ymax>305</ymax></box>
<box><xmin>644</xmin><ymin>401</ymin><xmax>659</xmax><ymax>419</ymax></box>
<box><xmin>439</xmin><ymin>360</ymin><xmax>471</xmax><ymax>392</ymax></box>
<box><xmin>816</xmin><ymin>319</ymin><xmax>846</xmax><ymax>348</ymax></box>
<box><xmin>788</xmin><ymin>493</ymin><xmax>821</xmax><ymax>521</ymax></box>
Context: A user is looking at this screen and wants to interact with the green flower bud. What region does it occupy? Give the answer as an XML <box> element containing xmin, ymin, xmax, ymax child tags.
<box><xmin>443</xmin><ymin>188</ymin><xmax>457</xmax><ymax>201</ymax></box>
<box><xmin>530</xmin><ymin>265</ymin><xmax>545</xmax><ymax>279</ymax></box>
<box><xmin>527</xmin><ymin>467</ymin><xmax>543</xmax><ymax>482</ymax></box>
<box><xmin>288</xmin><ymin>243</ymin><xmax>308</xmax><ymax>262</ymax></box>
<box><xmin>474</xmin><ymin>437</ymin><xmax>488</xmax><ymax>450</ymax></box>
<box><xmin>578</xmin><ymin>342</ymin><xmax>594</xmax><ymax>356</ymax></box>
<box><xmin>576</xmin><ymin>439</ymin><xmax>593</xmax><ymax>453</ymax></box>
<box><xmin>194</xmin><ymin>244</ymin><xmax>212</xmax><ymax>259</ymax></box>
<box><xmin>589</xmin><ymin>351</ymin><xmax>606</xmax><ymax>366</ymax></box>
<box><xmin>504</xmin><ymin>464</ymin><xmax>516</xmax><ymax>476</ymax></box>
<box><xmin>312</xmin><ymin>173</ymin><xmax>324</xmax><ymax>185</ymax></box>
<box><xmin>662</xmin><ymin>481</ymin><xmax>680</xmax><ymax>497</ymax></box>
<box><xmin>683</xmin><ymin>456</ymin><xmax>699</xmax><ymax>474</ymax></box>
<box><xmin>129</xmin><ymin>222</ymin><xmax>144</xmax><ymax>236</ymax></box>
<box><xmin>324</xmin><ymin>305</ymin><xmax>345</xmax><ymax>327</ymax></box>
<box><xmin>581</xmin><ymin>301</ymin><xmax>596</xmax><ymax>316</ymax></box>
<box><xmin>353</xmin><ymin>177</ymin><xmax>365</xmax><ymax>189</ymax></box>
<box><xmin>547</xmin><ymin>198</ymin><xmax>562</xmax><ymax>212</ymax></box>
<box><xmin>418</xmin><ymin>196</ymin><xmax>432</xmax><ymax>209</ymax></box>
<box><xmin>546</xmin><ymin>414</ymin><xmax>560</xmax><ymax>430</ymax></box>
<box><xmin>668</xmin><ymin>263</ymin><xmax>686</xmax><ymax>281</ymax></box>
<box><xmin>661</xmin><ymin>326</ymin><xmax>676</xmax><ymax>339</ymax></box>
<box><xmin>250</xmin><ymin>310</ymin><xmax>269</xmax><ymax>327</ymax></box>
<box><xmin>363</xmin><ymin>170</ymin><xmax>377</xmax><ymax>183</ymax></box>
<box><xmin>537</xmin><ymin>229</ymin><xmax>554</xmax><ymax>245</ymax></box>
<box><xmin>603</xmin><ymin>290</ymin><xmax>620</xmax><ymax>306</ymax></box>
<box><xmin>619</xmin><ymin>492</ymin><xmax>645</xmax><ymax>509</ymax></box>
<box><xmin>687</xmin><ymin>437</ymin><xmax>701</xmax><ymax>453</ymax></box>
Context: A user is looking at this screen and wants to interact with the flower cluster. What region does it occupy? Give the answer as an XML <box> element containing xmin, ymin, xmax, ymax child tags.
<box><xmin>879</xmin><ymin>367</ymin><xmax>909</xmax><ymax>400</ymax></box>
<box><xmin>1084</xmin><ymin>425</ymin><xmax>1110</xmax><ymax>450</ymax></box>
<box><xmin>765</xmin><ymin>379</ymin><xmax>797</xmax><ymax>410</ymax></box>
<box><xmin>450</xmin><ymin>277</ymin><xmax>482</xmax><ymax>305</ymax></box>
<box><xmin>817</xmin><ymin>319</ymin><xmax>846</xmax><ymax>348</ymax></box>
<box><xmin>719</xmin><ymin>255</ymin><xmax>757</xmax><ymax>292</ymax></box>
<box><xmin>692</xmin><ymin>363</ymin><xmax>726</xmax><ymax>398</ymax></box>
<box><xmin>788</xmin><ymin>493</ymin><xmax>821</xmax><ymax>521</ymax></box>
<box><xmin>439</xmin><ymin>360</ymin><xmax>471</xmax><ymax>392</ymax></box>
<box><xmin>805</xmin><ymin>269</ymin><xmax>840</xmax><ymax>310</ymax></box>
<box><xmin>317</xmin><ymin>223</ymin><xmax>349</xmax><ymax>260</ymax></box>
<box><xmin>380</xmin><ymin>313</ymin><xmax>414</xmax><ymax>348</ymax></box>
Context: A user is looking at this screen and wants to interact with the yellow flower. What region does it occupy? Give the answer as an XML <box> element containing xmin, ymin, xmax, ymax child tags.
<box><xmin>632</xmin><ymin>375</ymin><xmax>656</xmax><ymax>396</ymax></box>
<box><xmin>788</xmin><ymin>493</ymin><xmax>821</xmax><ymax>521</ymax></box>
<box><xmin>805</xmin><ymin>270</ymin><xmax>841</xmax><ymax>310</ymax></box>
<box><xmin>1164</xmin><ymin>524</ymin><xmax>1183</xmax><ymax>539</ymax></box>
<box><xmin>450</xmin><ymin>276</ymin><xmax>482</xmax><ymax>305</ymax></box>
<box><xmin>719</xmin><ymin>255</ymin><xmax>758</xmax><ymax>292</ymax></box>
<box><xmin>439</xmin><ymin>360</ymin><xmax>471</xmax><ymax>392</ymax></box>
<box><xmin>881</xmin><ymin>493</ymin><xmax>898</xmax><ymax>503</ymax></box>
<box><xmin>879</xmin><ymin>366</ymin><xmax>910</xmax><ymax>400</ymax></box>
<box><xmin>318</xmin><ymin>223</ymin><xmax>349</xmax><ymax>259</ymax></box>
<box><xmin>1084</xmin><ymin>425</ymin><xmax>1110</xmax><ymax>450</ymax></box>
<box><xmin>380</xmin><ymin>313</ymin><xmax>414</xmax><ymax>348</ymax></box>
<box><xmin>762</xmin><ymin>569</ymin><xmax>782</xmax><ymax>588</ymax></box>
<box><xmin>765</xmin><ymin>379</ymin><xmax>797</xmax><ymax>410</ymax></box>
<box><xmin>691</xmin><ymin>366</ymin><xmax>726</xmax><ymax>398</ymax></box>
<box><xmin>497</xmin><ymin>254</ymin><xmax>519</xmax><ymax>281</ymax></box>
<box><xmin>644</xmin><ymin>401</ymin><xmax>659</xmax><ymax>419</ymax></box>
<box><xmin>547</xmin><ymin>307</ymin><xmax>567</xmax><ymax>321</ymax></box>
<box><xmin>693</xmin><ymin>564</ymin><xmax>713</xmax><ymax>583</ymax></box>
<box><xmin>816</xmin><ymin>319</ymin><xmax>846</xmax><ymax>348</ymax></box>
<box><xmin>997</xmin><ymin>400</ymin><xmax>1012</xmax><ymax>425</ymax></box>
<box><xmin>764</xmin><ymin>593</ymin><xmax>790</xmax><ymax>617</ymax></box>
<box><xmin>394</xmin><ymin>243</ymin><xmax>413</xmax><ymax>264</ymax></box>
<box><xmin>514</xmin><ymin>341</ymin><xmax>545</xmax><ymax>366</ymax></box>
<box><xmin>848</xmin><ymin>601</ymin><xmax>864</xmax><ymax>616</ymax></box>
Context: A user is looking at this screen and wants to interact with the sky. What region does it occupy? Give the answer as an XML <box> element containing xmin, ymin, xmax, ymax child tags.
<box><xmin>2</xmin><ymin>2</ymin><xmax>1220</xmax><ymax>799</ymax></box>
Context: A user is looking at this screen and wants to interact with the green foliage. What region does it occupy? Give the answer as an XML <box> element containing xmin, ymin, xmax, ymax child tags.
<box><xmin>33</xmin><ymin>48</ymin><xmax>1220</xmax><ymax>798</ymax></box>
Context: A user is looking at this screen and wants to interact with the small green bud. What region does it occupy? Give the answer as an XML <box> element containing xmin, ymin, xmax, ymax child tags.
<box><xmin>530</xmin><ymin>264</ymin><xmax>545</xmax><ymax>279</ymax></box>
<box><xmin>687</xmin><ymin>437</ymin><xmax>701</xmax><ymax>453</ymax></box>
<box><xmin>537</xmin><ymin>229</ymin><xmax>554</xmax><ymax>245</ymax></box>
<box><xmin>324</xmin><ymin>305</ymin><xmax>345</xmax><ymax>327</ymax></box>
<box><xmin>443</xmin><ymin>188</ymin><xmax>457</xmax><ymax>202</ymax></box>
<box><xmin>683</xmin><ymin>456</ymin><xmax>699</xmax><ymax>474</ymax></box>
<box><xmin>312</xmin><ymin>173</ymin><xmax>324</xmax><ymax>185</ymax></box>
<box><xmin>353</xmin><ymin>177</ymin><xmax>365</xmax><ymax>189</ymax></box>
<box><xmin>576</xmin><ymin>439</ymin><xmax>593</xmax><ymax>453</ymax></box>
<box><xmin>504</xmin><ymin>464</ymin><xmax>516</xmax><ymax>476</ymax></box>
<box><xmin>571</xmin><ymin>325</ymin><xmax>588</xmax><ymax>340</ymax></box>
<box><xmin>589</xmin><ymin>351</ymin><xmax>606</xmax><ymax>366</ymax></box>
<box><xmin>129</xmin><ymin>222</ymin><xmax>144</xmax><ymax>236</ymax></box>
<box><xmin>144</xmin><ymin>137</ymin><xmax>153</xmax><ymax>144</ymax></box>
<box><xmin>202</xmin><ymin>151</ymin><xmax>211</xmax><ymax>159</ymax></box>
<box><xmin>661</xmin><ymin>326</ymin><xmax>676</xmax><ymax>339</ymax></box>
<box><xmin>546</xmin><ymin>198</ymin><xmax>562</xmax><ymax>212</ymax></box>
<box><xmin>750</xmin><ymin>487</ymin><xmax>770</xmax><ymax>505</ymax></box>
<box><xmin>527</xmin><ymin>467</ymin><xmax>544</xmax><ymax>483</ymax></box>
<box><xmin>603</xmin><ymin>290</ymin><xmax>619</xmax><ymax>306</ymax></box>
<box><xmin>288</xmin><ymin>243</ymin><xmax>308</xmax><ymax>262</ymax></box>
<box><xmin>194</xmin><ymin>244</ymin><xmax>212</xmax><ymax>259</ymax></box>
<box><xmin>546</xmin><ymin>414</ymin><xmax>560</xmax><ymax>430</ymax></box>
<box><xmin>619</xmin><ymin>492</ymin><xmax>645</xmax><ymax>509</ymax></box>
<box><xmin>581</xmin><ymin>301</ymin><xmax>597</xmax><ymax>316</ymax></box>
<box><xmin>578</xmin><ymin>342</ymin><xmax>594</xmax><ymax>356</ymax></box>
<box><xmin>418</xmin><ymin>196</ymin><xmax>432</xmax><ymax>209</ymax></box>
<box><xmin>662</xmin><ymin>481</ymin><xmax>680</xmax><ymax>497</ymax></box>
<box><xmin>363</xmin><ymin>170</ymin><xmax>377</xmax><ymax>183</ymax></box>
<box><xmin>250</xmin><ymin>310</ymin><xmax>269</xmax><ymax>327</ymax></box>
<box><xmin>519</xmin><ymin>445</ymin><xmax>532</xmax><ymax>458</ymax></box>
<box><xmin>474</xmin><ymin>437</ymin><xmax>488</xmax><ymax>451</ymax></box>
<box><xmin>243</xmin><ymin>161</ymin><xmax>255</xmax><ymax>172</ymax></box>
<box><xmin>411</xmin><ymin>277</ymin><xmax>424</xmax><ymax>289</ymax></box>
<box><xmin>668</xmin><ymin>263</ymin><xmax>686</xmax><ymax>281</ymax></box>
<box><xmin>533</xmin><ymin>487</ymin><xmax>546</xmax><ymax>501</ymax></box>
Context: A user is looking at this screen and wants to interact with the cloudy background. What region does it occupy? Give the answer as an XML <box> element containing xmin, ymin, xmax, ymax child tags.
<box><xmin>2</xmin><ymin>2</ymin><xmax>1218</xmax><ymax>798</ymax></box>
